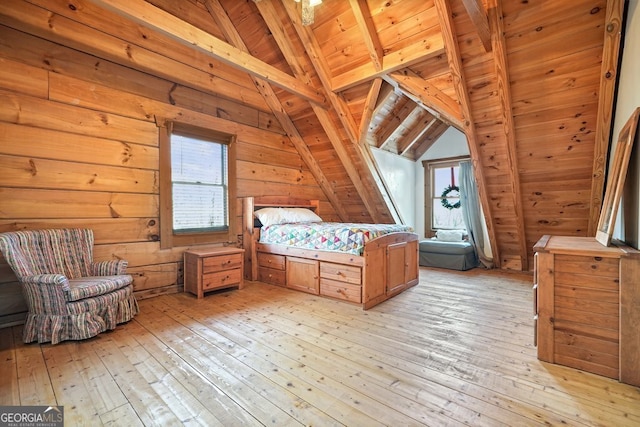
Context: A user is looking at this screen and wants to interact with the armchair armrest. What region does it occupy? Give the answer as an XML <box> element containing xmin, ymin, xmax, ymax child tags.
<box><xmin>20</xmin><ymin>274</ymin><xmax>70</xmax><ymax>315</ymax></box>
<box><xmin>92</xmin><ymin>260</ymin><xmax>128</xmax><ymax>276</ymax></box>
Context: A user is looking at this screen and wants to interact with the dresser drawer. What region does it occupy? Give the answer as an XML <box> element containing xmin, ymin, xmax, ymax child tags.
<box><xmin>203</xmin><ymin>253</ymin><xmax>243</xmax><ymax>273</ymax></box>
<box><xmin>258</xmin><ymin>267</ymin><xmax>286</xmax><ymax>286</ymax></box>
<box><xmin>203</xmin><ymin>268</ymin><xmax>242</xmax><ymax>290</ymax></box>
<box><xmin>257</xmin><ymin>253</ymin><xmax>286</xmax><ymax>270</ymax></box>
<box><xmin>320</xmin><ymin>278</ymin><xmax>361</xmax><ymax>303</ymax></box>
<box><xmin>320</xmin><ymin>262</ymin><xmax>361</xmax><ymax>285</ymax></box>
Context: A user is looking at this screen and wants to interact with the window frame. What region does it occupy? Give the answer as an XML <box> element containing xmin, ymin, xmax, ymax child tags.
<box><xmin>158</xmin><ymin>120</ymin><xmax>237</xmax><ymax>249</ymax></box>
<box><xmin>422</xmin><ymin>155</ymin><xmax>469</xmax><ymax>236</ymax></box>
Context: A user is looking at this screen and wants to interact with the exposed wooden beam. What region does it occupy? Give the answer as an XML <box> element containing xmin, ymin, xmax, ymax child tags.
<box><xmin>434</xmin><ymin>0</ymin><xmax>500</xmax><ymax>267</ymax></box>
<box><xmin>88</xmin><ymin>0</ymin><xmax>327</xmax><ymax>106</ymax></box>
<box><xmin>488</xmin><ymin>0</ymin><xmax>528</xmax><ymax>271</ymax></box>
<box><xmin>202</xmin><ymin>0</ymin><xmax>349</xmax><ymax>221</ymax></box>
<box><xmin>278</xmin><ymin>0</ymin><xmax>404</xmax><ymax>223</ymax></box>
<box><xmin>372</xmin><ymin>83</ymin><xmax>396</xmax><ymax>118</ymax></box>
<box><xmin>387</xmin><ymin>70</ymin><xmax>464</xmax><ymax>130</ymax></box>
<box><xmin>414</xmin><ymin>121</ymin><xmax>450</xmax><ymax>159</ymax></box>
<box><xmin>252</xmin><ymin>0</ymin><xmax>387</xmax><ymax>223</ymax></box>
<box><xmin>588</xmin><ymin>0</ymin><xmax>625</xmax><ymax>235</ymax></box>
<box><xmin>358</xmin><ymin>78</ymin><xmax>383</xmax><ymax>145</ymax></box>
<box><xmin>331</xmin><ymin>34</ymin><xmax>446</xmax><ymax>92</ymax></box>
<box><xmin>375</xmin><ymin>100</ymin><xmax>415</xmax><ymax>150</ymax></box>
<box><xmin>397</xmin><ymin>112</ymin><xmax>436</xmax><ymax>157</ymax></box>
<box><xmin>461</xmin><ymin>0</ymin><xmax>492</xmax><ymax>52</ymax></box>
<box><xmin>349</xmin><ymin>0</ymin><xmax>383</xmax><ymax>71</ymax></box>
<box><xmin>0</xmin><ymin>0</ymin><xmax>272</xmax><ymax>112</ymax></box>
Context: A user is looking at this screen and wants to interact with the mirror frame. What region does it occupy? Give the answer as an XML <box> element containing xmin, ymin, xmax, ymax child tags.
<box><xmin>596</xmin><ymin>107</ymin><xmax>640</xmax><ymax>246</ymax></box>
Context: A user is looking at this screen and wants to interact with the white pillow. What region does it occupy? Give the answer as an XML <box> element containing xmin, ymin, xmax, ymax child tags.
<box><xmin>254</xmin><ymin>207</ymin><xmax>322</xmax><ymax>227</ymax></box>
<box><xmin>279</xmin><ymin>208</ymin><xmax>322</xmax><ymax>223</ymax></box>
<box><xmin>254</xmin><ymin>208</ymin><xmax>284</xmax><ymax>227</ymax></box>
<box><xmin>436</xmin><ymin>229</ymin><xmax>464</xmax><ymax>242</ymax></box>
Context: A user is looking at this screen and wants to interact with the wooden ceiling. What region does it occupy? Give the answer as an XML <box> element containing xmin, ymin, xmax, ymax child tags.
<box><xmin>0</xmin><ymin>0</ymin><xmax>623</xmax><ymax>270</ymax></box>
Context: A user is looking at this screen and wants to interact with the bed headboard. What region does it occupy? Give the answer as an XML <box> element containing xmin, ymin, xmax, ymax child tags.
<box><xmin>241</xmin><ymin>196</ymin><xmax>320</xmax><ymax>280</ymax></box>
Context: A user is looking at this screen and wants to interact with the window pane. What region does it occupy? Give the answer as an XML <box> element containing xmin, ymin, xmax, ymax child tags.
<box><xmin>171</xmin><ymin>134</ymin><xmax>228</xmax><ymax>233</ymax></box>
<box><xmin>432</xmin><ymin>200</ymin><xmax>465</xmax><ymax>229</ymax></box>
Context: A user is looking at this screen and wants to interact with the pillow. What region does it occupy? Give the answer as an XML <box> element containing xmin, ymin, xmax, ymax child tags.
<box><xmin>279</xmin><ymin>208</ymin><xmax>322</xmax><ymax>224</ymax></box>
<box><xmin>254</xmin><ymin>207</ymin><xmax>322</xmax><ymax>227</ymax></box>
<box><xmin>436</xmin><ymin>229</ymin><xmax>464</xmax><ymax>242</ymax></box>
<box><xmin>254</xmin><ymin>208</ymin><xmax>284</xmax><ymax>227</ymax></box>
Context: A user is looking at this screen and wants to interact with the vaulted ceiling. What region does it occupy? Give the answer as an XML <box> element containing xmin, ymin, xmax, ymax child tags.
<box><xmin>0</xmin><ymin>0</ymin><xmax>623</xmax><ymax>270</ymax></box>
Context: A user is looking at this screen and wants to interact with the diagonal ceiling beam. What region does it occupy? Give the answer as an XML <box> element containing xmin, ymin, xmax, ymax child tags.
<box><xmin>434</xmin><ymin>0</ymin><xmax>500</xmax><ymax>266</ymax></box>
<box><xmin>278</xmin><ymin>0</ymin><xmax>404</xmax><ymax>223</ymax></box>
<box><xmin>386</xmin><ymin>70</ymin><xmax>464</xmax><ymax>130</ymax></box>
<box><xmin>414</xmin><ymin>121</ymin><xmax>450</xmax><ymax>159</ymax></box>
<box><xmin>488</xmin><ymin>0</ymin><xmax>528</xmax><ymax>270</ymax></box>
<box><xmin>202</xmin><ymin>0</ymin><xmax>349</xmax><ymax>221</ymax></box>
<box><xmin>88</xmin><ymin>0</ymin><xmax>327</xmax><ymax>106</ymax></box>
<box><xmin>331</xmin><ymin>34</ymin><xmax>446</xmax><ymax>92</ymax></box>
<box><xmin>349</xmin><ymin>0</ymin><xmax>383</xmax><ymax>71</ymax></box>
<box><xmin>398</xmin><ymin>112</ymin><xmax>437</xmax><ymax>157</ymax></box>
<box><xmin>461</xmin><ymin>0</ymin><xmax>492</xmax><ymax>52</ymax></box>
<box><xmin>375</xmin><ymin>100</ymin><xmax>415</xmax><ymax>150</ymax></box>
<box><xmin>358</xmin><ymin>78</ymin><xmax>383</xmax><ymax>145</ymax></box>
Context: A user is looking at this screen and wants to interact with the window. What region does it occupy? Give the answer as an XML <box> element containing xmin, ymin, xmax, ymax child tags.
<box><xmin>159</xmin><ymin>121</ymin><xmax>237</xmax><ymax>248</ymax></box>
<box><xmin>423</xmin><ymin>157</ymin><xmax>468</xmax><ymax>234</ymax></box>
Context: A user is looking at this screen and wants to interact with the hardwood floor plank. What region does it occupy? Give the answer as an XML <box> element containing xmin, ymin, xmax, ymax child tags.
<box><xmin>0</xmin><ymin>327</ymin><xmax>19</xmax><ymax>405</ymax></box>
<box><xmin>11</xmin><ymin>328</ymin><xmax>57</xmax><ymax>406</ymax></box>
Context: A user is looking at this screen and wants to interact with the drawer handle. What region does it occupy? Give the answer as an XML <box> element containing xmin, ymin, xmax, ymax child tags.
<box><xmin>268</xmin><ymin>260</ymin><xmax>272</xmax><ymax>263</ymax></box>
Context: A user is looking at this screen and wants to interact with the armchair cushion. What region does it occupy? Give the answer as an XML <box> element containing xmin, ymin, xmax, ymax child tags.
<box><xmin>66</xmin><ymin>275</ymin><xmax>133</xmax><ymax>301</ymax></box>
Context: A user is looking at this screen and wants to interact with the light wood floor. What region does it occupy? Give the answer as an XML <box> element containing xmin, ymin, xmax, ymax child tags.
<box><xmin>1</xmin><ymin>268</ymin><xmax>639</xmax><ymax>426</ymax></box>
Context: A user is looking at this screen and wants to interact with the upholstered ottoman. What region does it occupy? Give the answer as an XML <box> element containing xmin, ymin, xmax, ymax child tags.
<box><xmin>419</xmin><ymin>239</ymin><xmax>478</xmax><ymax>271</ymax></box>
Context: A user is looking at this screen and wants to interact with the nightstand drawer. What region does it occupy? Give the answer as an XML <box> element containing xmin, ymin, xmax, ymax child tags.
<box><xmin>203</xmin><ymin>253</ymin><xmax>243</xmax><ymax>273</ymax></box>
<box><xmin>203</xmin><ymin>269</ymin><xmax>242</xmax><ymax>290</ymax></box>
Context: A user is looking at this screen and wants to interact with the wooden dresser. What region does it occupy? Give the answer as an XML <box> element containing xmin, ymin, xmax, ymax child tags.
<box><xmin>533</xmin><ymin>235</ymin><xmax>640</xmax><ymax>386</ymax></box>
<box><xmin>184</xmin><ymin>247</ymin><xmax>244</xmax><ymax>299</ymax></box>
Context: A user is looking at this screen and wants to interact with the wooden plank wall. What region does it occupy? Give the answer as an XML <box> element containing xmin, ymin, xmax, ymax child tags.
<box><xmin>0</xmin><ymin>24</ymin><xmax>333</xmax><ymax>327</ymax></box>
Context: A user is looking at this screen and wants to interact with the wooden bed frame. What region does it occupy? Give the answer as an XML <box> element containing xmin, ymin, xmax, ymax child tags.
<box><xmin>242</xmin><ymin>196</ymin><xmax>419</xmax><ymax>309</ymax></box>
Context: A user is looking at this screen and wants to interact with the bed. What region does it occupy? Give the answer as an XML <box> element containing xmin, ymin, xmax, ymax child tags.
<box><xmin>242</xmin><ymin>196</ymin><xmax>419</xmax><ymax>309</ymax></box>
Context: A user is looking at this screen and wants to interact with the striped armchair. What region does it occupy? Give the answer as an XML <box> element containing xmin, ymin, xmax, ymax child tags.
<box><xmin>0</xmin><ymin>229</ymin><xmax>138</xmax><ymax>344</ymax></box>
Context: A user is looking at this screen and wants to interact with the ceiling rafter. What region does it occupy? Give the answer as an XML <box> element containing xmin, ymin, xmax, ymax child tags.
<box><xmin>89</xmin><ymin>0</ymin><xmax>327</xmax><ymax>106</ymax></box>
<box><xmin>375</xmin><ymin>100</ymin><xmax>416</xmax><ymax>150</ymax></box>
<box><xmin>358</xmin><ymin>78</ymin><xmax>383</xmax><ymax>145</ymax></box>
<box><xmin>278</xmin><ymin>0</ymin><xmax>404</xmax><ymax>223</ymax></box>
<box><xmin>461</xmin><ymin>0</ymin><xmax>492</xmax><ymax>52</ymax></box>
<box><xmin>488</xmin><ymin>0</ymin><xmax>528</xmax><ymax>270</ymax></box>
<box><xmin>331</xmin><ymin>33</ymin><xmax>446</xmax><ymax>92</ymax></box>
<box><xmin>397</xmin><ymin>112</ymin><xmax>437</xmax><ymax>156</ymax></box>
<box><xmin>349</xmin><ymin>0</ymin><xmax>383</xmax><ymax>71</ymax></box>
<box><xmin>202</xmin><ymin>0</ymin><xmax>350</xmax><ymax>221</ymax></box>
<box><xmin>414</xmin><ymin>121</ymin><xmax>450</xmax><ymax>159</ymax></box>
<box><xmin>253</xmin><ymin>0</ymin><xmax>385</xmax><ymax>222</ymax></box>
<box><xmin>386</xmin><ymin>70</ymin><xmax>464</xmax><ymax>130</ymax></box>
<box><xmin>434</xmin><ymin>0</ymin><xmax>500</xmax><ymax>267</ymax></box>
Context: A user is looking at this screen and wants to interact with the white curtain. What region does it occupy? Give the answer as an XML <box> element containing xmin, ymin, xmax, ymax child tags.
<box><xmin>459</xmin><ymin>161</ymin><xmax>493</xmax><ymax>268</ymax></box>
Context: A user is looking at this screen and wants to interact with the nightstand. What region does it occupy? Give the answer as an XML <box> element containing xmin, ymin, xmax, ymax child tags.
<box><xmin>184</xmin><ymin>247</ymin><xmax>245</xmax><ymax>299</ymax></box>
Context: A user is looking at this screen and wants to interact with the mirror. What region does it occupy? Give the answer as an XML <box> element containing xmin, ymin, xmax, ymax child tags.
<box><xmin>596</xmin><ymin>107</ymin><xmax>640</xmax><ymax>246</ymax></box>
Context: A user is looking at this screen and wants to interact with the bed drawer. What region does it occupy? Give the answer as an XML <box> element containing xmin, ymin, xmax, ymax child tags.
<box><xmin>320</xmin><ymin>262</ymin><xmax>361</xmax><ymax>285</ymax></box>
<box><xmin>257</xmin><ymin>253</ymin><xmax>286</xmax><ymax>270</ymax></box>
<box><xmin>258</xmin><ymin>267</ymin><xmax>286</xmax><ymax>286</ymax></box>
<box><xmin>320</xmin><ymin>278</ymin><xmax>361</xmax><ymax>303</ymax></box>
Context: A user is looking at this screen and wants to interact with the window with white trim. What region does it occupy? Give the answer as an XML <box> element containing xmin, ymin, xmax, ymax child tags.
<box><xmin>158</xmin><ymin>121</ymin><xmax>236</xmax><ymax>248</ymax></box>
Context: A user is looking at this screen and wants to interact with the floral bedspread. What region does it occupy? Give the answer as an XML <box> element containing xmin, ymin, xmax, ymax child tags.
<box><xmin>259</xmin><ymin>222</ymin><xmax>413</xmax><ymax>255</ymax></box>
